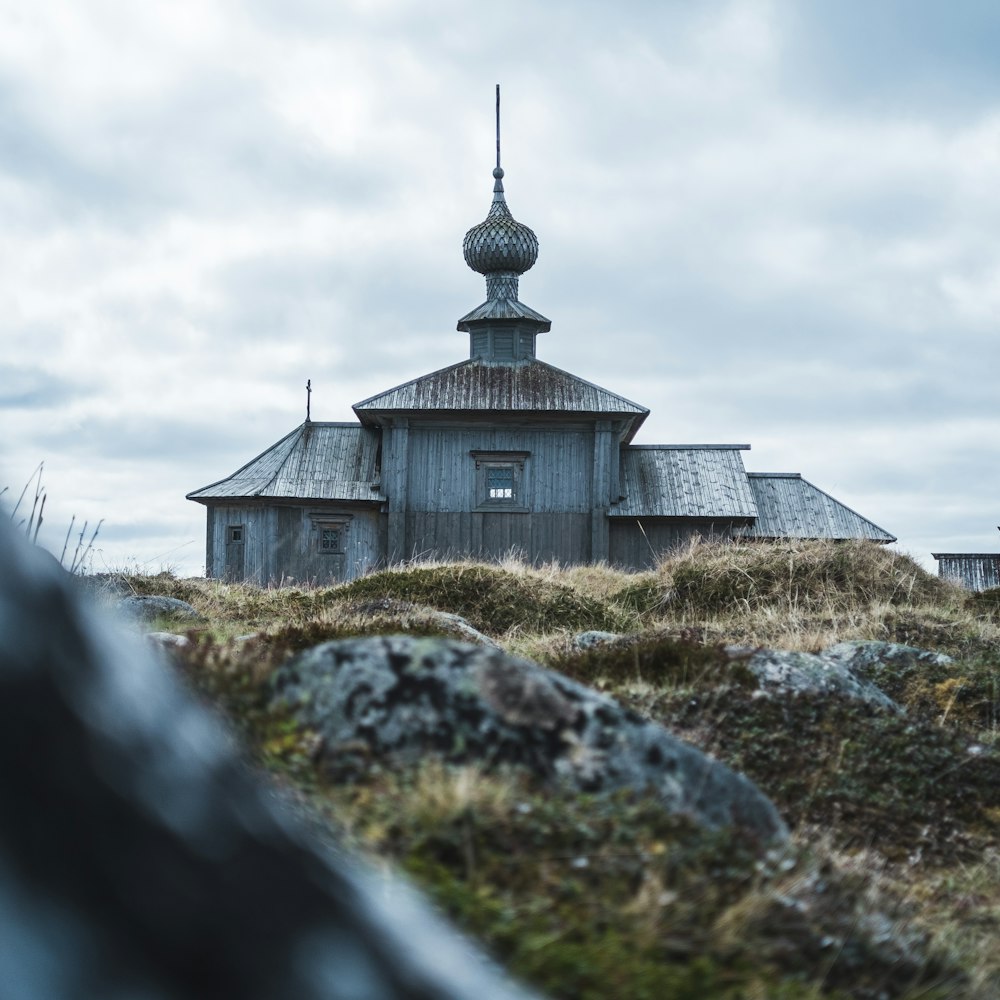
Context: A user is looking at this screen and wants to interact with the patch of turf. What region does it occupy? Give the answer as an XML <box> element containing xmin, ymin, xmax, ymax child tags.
<box><xmin>546</xmin><ymin>634</ymin><xmax>755</xmax><ymax>690</ymax></box>
<box><xmin>321</xmin><ymin>767</ymin><xmax>962</xmax><ymax>1000</ymax></box>
<box><xmin>332</xmin><ymin>564</ymin><xmax>634</xmax><ymax>635</ymax></box>
<box><xmin>665</xmin><ymin>541</ymin><xmax>947</xmax><ymax>615</ymax></box>
<box><xmin>849</xmin><ymin>649</ymin><xmax>1000</xmax><ymax>732</ymax></box>
<box><xmin>645</xmin><ymin>689</ymin><xmax>1000</xmax><ymax>861</ymax></box>
<box><xmin>968</xmin><ymin>587</ymin><xmax>1000</xmax><ymax>618</ymax></box>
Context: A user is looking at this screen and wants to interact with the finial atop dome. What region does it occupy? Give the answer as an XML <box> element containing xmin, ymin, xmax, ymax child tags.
<box><xmin>462</xmin><ymin>85</ymin><xmax>539</xmax><ymax>280</ymax></box>
<box><xmin>457</xmin><ymin>86</ymin><xmax>550</xmax><ymax>359</ymax></box>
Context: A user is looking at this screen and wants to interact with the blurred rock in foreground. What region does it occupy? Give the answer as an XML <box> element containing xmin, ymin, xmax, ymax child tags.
<box><xmin>0</xmin><ymin>520</ymin><xmax>539</xmax><ymax>1000</ymax></box>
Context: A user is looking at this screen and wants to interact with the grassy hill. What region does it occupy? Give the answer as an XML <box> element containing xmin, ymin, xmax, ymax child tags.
<box><xmin>117</xmin><ymin>539</ymin><xmax>1000</xmax><ymax>999</ymax></box>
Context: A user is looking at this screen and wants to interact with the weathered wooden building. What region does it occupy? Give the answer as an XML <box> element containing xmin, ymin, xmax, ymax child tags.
<box><xmin>933</xmin><ymin>534</ymin><xmax>1000</xmax><ymax>591</ymax></box>
<box><xmin>189</xmin><ymin>126</ymin><xmax>894</xmax><ymax>583</ymax></box>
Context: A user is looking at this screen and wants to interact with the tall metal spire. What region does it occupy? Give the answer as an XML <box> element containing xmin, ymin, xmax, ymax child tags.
<box><xmin>496</xmin><ymin>83</ymin><xmax>501</xmax><ymax>173</ymax></box>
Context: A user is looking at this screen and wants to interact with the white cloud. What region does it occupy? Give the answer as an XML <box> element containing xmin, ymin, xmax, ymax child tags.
<box><xmin>1</xmin><ymin>0</ymin><xmax>998</xmax><ymax>577</ymax></box>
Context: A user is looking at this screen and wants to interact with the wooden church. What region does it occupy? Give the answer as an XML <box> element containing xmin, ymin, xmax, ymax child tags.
<box><xmin>188</xmin><ymin>104</ymin><xmax>894</xmax><ymax>584</ymax></box>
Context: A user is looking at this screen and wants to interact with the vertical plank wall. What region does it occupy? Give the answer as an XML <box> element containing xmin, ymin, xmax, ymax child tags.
<box><xmin>208</xmin><ymin>503</ymin><xmax>382</xmax><ymax>583</ymax></box>
<box><xmin>402</xmin><ymin>423</ymin><xmax>595</xmax><ymax>564</ymax></box>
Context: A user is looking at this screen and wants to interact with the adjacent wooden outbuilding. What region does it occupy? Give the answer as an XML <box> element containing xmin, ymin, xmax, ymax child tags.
<box><xmin>933</xmin><ymin>550</ymin><xmax>1000</xmax><ymax>592</ymax></box>
<box><xmin>189</xmin><ymin>135</ymin><xmax>895</xmax><ymax>583</ymax></box>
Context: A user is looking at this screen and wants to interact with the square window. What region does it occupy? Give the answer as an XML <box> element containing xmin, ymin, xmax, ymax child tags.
<box><xmin>486</xmin><ymin>466</ymin><xmax>515</xmax><ymax>501</ymax></box>
<box><xmin>228</xmin><ymin>525</ymin><xmax>243</xmax><ymax>543</ymax></box>
<box><xmin>309</xmin><ymin>513</ymin><xmax>352</xmax><ymax>554</ymax></box>
<box><xmin>471</xmin><ymin>451</ymin><xmax>529</xmax><ymax>511</ymax></box>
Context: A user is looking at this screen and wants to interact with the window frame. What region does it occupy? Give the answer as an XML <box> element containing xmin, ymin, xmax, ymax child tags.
<box><xmin>308</xmin><ymin>513</ymin><xmax>351</xmax><ymax>555</ymax></box>
<box><xmin>470</xmin><ymin>450</ymin><xmax>529</xmax><ymax>512</ymax></box>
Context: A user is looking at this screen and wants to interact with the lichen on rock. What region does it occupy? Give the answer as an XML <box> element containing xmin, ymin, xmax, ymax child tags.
<box><xmin>270</xmin><ymin>635</ymin><xmax>789</xmax><ymax>844</ymax></box>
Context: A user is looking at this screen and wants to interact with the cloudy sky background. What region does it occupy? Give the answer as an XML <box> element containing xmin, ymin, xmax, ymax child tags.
<box><xmin>2</xmin><ymin>0</ymin><xmax>998</xmax><ymax>577</ymax></box>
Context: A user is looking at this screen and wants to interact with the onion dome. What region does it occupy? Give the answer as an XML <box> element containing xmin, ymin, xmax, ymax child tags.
<box><xmin>462</xmin><ymin>167</ymin><xmax>539</xmax><ymax>276</ymax></box>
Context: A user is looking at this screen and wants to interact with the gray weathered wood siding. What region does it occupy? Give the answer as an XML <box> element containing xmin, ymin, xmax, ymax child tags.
<box><xmin>396</xmin><ymin>423</ymin><xmax>597</xmax><ymax>563</ymax></box>
<box><xmin>405</xmin><ymin>425</ymin><xmax>594</xmax><ymax>512</ymax></box>
<box><xmin>933</xmin><ymin>554</ymin><xmax>1000</xmax><ymax>592</ymax></box>
<box><xmin>404</xmin><ymin>511</ymin><xmax>591</xmax><ymax>564</ymax></box>
<box><xmin>608</xmin><ymin>518</ymin><xmax>742</xmax><ymax>570</ymax></box>
<box><xmin>206</xmin><ymin>503</ymin><xmax>382</xmax><ymax>584</ymax></box>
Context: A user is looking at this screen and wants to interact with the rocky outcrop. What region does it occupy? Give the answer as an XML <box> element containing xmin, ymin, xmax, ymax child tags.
<box><xmin>271</xmin><ymin>636</ymin><xmax>788</xmax><ymax>843</ymax></box>
<box><xmin>822</xmin><ymin>640</ymin><xmax>954</xmax><ymax>678</ymax></box>
<box><xmin>571</xmin><ymin>629</ymin><xmax>623</xmax><ymax>649</ymax></box>
<box><xmin>117</xmin><ymin>593</ymin><xmax>205</xmax><ymax>624</ymax></box>
<box><xmin>347</xmin><ymin>597</ymin><xmax>500</xmax><ymax>647</ymax></box>
<box><xmin>0</xmin><ymin>520</ymin><xmax>539</xmax><ymax>1000</ymax></box>
<box><xmin>731</xmin><ymin>645</ymin><xmax>902</xmax><ymax>712</ymax></box>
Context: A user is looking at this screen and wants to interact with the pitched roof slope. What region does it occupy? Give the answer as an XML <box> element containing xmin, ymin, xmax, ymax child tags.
<box><xmin>610</xmin><ymin>446</ymin><xmax>758</xmax><ymax>519</ymax></box>
<box><xmin>744</xmin><ymin>473</ymin><xmax>895</xmax><ymax>542</ymax></box>
<box><xmin>354</xmin><ymin>358</ymin><xmax>649</xmax><ymax>423</ymax></box>
<box><xmin>187</xmin><ymin>423</ymin><xmax>385</xmax><ymax>502</ymax></box>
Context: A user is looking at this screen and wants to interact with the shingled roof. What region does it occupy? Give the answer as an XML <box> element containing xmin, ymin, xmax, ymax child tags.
<box><xmin>743</xmin><ymin>473</ymin><xmax>895</xmax><ymax>542</ymax></box>
<box><xmin>353</xmin><ymin>358</ymin><xmax>648</xmax><ymax>437</ymax></box>
<box><xmin>187</xmin><ymin>423</ymin><xmax>384</xmax><ymax>503</ymax></box>
<box><xmin>610</xmin><ymin>446</ymin><xmax>758</xmax><ymax>519</ymax></box>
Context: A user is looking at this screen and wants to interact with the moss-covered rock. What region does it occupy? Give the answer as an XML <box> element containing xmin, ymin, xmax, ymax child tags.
<box><xmin>323</xmin><ymin>767</ymin><xmax>964</xmax><ymax>1000</ymax></box>
<box><xmin>269</xmin><ymin>635</ymin><xmax>788</xmax><ymax>842</ymax></box>
<box><xmin>647</xmin><ymin>688</ymin><xmax>1000</xmax><ymax>860</ymax></box>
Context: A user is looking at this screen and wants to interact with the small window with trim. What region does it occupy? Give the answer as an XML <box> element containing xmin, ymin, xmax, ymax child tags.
<box><xmin>227</xmin><ymin>525</ymin><xmax>244</xmax><ymax>543</ymax></box>
<box><xmin>471</xmin><ymin>450</ymin><xmax>529</xmax><ymax>511</ymax></box>
<box><xmin>309</xmin><ymin>513</ymin><xmax>351</xmax><ymax>554</ymax></box>
<box><xmin>319</xmin><ymin>527</ymin><xmax>341</xmax><ymax>552</ymax></box>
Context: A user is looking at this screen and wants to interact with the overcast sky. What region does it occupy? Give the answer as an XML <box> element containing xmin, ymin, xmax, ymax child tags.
<box><xmin>2</xmin><ymin>0</ymin><xmax>998</xmax><ymax>577</ymax></box>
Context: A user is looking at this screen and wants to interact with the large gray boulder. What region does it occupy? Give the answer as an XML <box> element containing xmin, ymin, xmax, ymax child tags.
<box><xmin>729</xmin><ymin>641</ymin><xmax>957</xmax><ymax>713</ymax></box>
<box><xmin>116</xmin><ymin>593</ymin><xmax>205</xmax><ymax>624</ymax></box>
<box><xmin>822</xmin><ymin>640</ymin><xmax>954</xmax><ymax>678</ymax></box>
<box><xmin>272</xmin><ymin>636</ymin><xmax>788</xmax><ymax>843</ymax></box>
<box><xmin>732</xmin><ymin>646</ymin><xmax>902</xmax><ymax>712</ymax></box>
<box><xmin>0</xmin><ymin>520</ymin><xmax>539</xmax><ymax>1000</ymax></box>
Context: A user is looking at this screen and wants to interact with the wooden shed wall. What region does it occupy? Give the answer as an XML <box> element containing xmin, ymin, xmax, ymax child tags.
<box><xmin>935</xmin><ymin>555</ymin><xmax>1000</xmax><ymax>592</ymax></box>
<box><xmin>395</xmin><ymin>423</ymin><xmax>598</xmax><ymax>564</ymax></box>
<box><xmin>206</xmin><ymin>503</ymin><xmax>383</xmax><ymax>584</ymax></box>
<box><xmin>608</xmin><ymin>519</ymin><xmax>740</xmax><ymax>570</ymax></box>
<box><xmin>404</xmin><ymin>425</ymin><xmax>594</xmax><ymax>513</ymax></box>
<box><xmin>404</xmin><ymin>511</ymin><xmax>592</xmax><ymax>564</ymax></box>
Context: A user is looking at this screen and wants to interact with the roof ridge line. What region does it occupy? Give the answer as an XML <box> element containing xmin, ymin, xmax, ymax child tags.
<box><xmin>629</xmin><ymin>444</ymin><xmax>751</xmax><ymax>451</ymax></box>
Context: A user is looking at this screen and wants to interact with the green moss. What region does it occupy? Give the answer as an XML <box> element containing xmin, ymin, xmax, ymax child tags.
<box><xmin>649</xmin><ymin>689</ymin><xmax>1000</xmax><ymax>860</ymax></box>
<box><xmin>320</xmin><ymin>769</ymin><xmax>961</xmax><ymax>1000</ymax></box>
<box><xmin>332</xmin><ymin>564</ymin><xmax>634</xmax><ymax>634</ymax></box>
<box><xmin>546</xmin><ymin>634</ymin><xmax>756</xmax><ymax>690</ymax></box>
<box><xmin>968</xmin><ymin>587</ymin><xmax>1000</xmax><ymax>618</ymax></box>
<box><xmin>852</xmin><ymin>649</ymin><xmax>1000</xmax><ymax>732</ymax></box>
